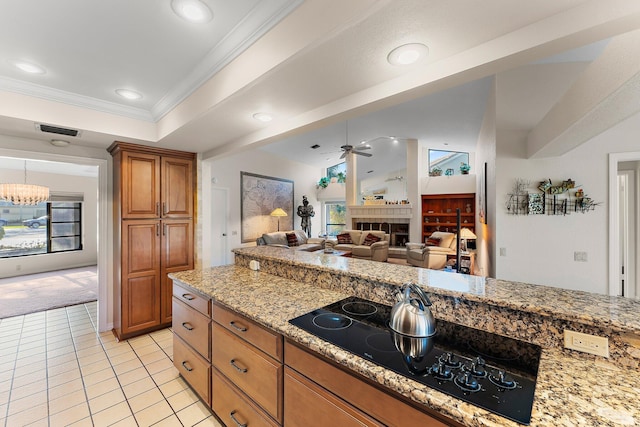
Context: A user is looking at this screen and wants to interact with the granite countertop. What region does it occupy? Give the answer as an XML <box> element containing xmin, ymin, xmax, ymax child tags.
<box><xmin>170</xmin><ymin>265</ymin><xmax>640</xmax><ymax>427</ymax></box>
<box><xmin>233</xmin><ymin>246</ymin><xmax>640</xmax><ymax>334</ymax></box>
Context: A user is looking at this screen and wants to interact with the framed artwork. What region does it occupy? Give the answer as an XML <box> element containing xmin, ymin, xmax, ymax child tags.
<box><xmin>528</xmin><ymin>193</ymin><xmax>545</xmax><ymax>215</ymax></box>
<box><xmin>240</xmin><ymin>172</ymin><xmax>294</xmax><ymax>243</ymax></box>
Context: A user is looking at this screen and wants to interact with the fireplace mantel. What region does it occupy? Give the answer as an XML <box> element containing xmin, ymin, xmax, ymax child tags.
<box><xmin>348</xmin><ymin>204</ymin><xmax>413</xmax><ymax>219</ymax></box>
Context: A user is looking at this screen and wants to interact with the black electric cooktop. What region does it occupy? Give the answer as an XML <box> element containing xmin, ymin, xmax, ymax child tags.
<box><xmin>289</xmin><ymin>296</ymin><xmax>541</xmax><ymax>425</ymax></box>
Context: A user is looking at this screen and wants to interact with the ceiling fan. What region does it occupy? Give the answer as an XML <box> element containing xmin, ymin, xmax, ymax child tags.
<box><xmin>339</xmin><ymin>144</ymin><xmax>372</xmax><ymax>159</ymax></box>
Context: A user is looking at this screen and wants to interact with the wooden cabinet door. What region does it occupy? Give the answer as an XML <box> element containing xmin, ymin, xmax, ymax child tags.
<box><xmin>121</xmin><ymin>220</ymin><xmax>161</xmax><ymax>336</ymax></box>
<box><xmin>284</xmin><ymin>367</ymin><xmax>383</xmax><ymax>427</ymax></box>
<box><xmin>122</xmin><ymin>151</ymin><xmax>161</xmax><ymax>219</ymax></box>
<box><xmin>161</xmin><ymin>156</ymin><xmax>193</xmax><ymax>218</ymax></box>
<box><xmin>160</xmin><ymin>219</ymin><xmax>194</xmax><ymax>325</ymax></box>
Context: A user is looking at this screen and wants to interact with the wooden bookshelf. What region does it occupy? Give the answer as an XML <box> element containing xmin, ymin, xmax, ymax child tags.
<box><xmin>421</xmin><ymin>193</ymin><xmax>475</xmax><ymax>243</ymax></box>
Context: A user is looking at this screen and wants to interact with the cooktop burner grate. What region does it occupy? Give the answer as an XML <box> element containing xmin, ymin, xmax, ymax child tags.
<box><xmin>289</xmin><ymin>296</ymin><xmax>541</xmax><ymax>425</ymax></box>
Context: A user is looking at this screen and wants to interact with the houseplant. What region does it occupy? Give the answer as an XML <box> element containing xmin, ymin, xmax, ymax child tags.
<box><xmin>429</xmin><ymin>167</ymin><xmax>442</xmax><ymax>177</ymax></box>
<box><xmin>317</xmin><ymin>176</ymin><xmax>331</xmax><ymax>188</ymax></box>
<box><xmin>460</xmin><ymin>163</ymin><xmax>471</xmax><ymax>174</ymax></box>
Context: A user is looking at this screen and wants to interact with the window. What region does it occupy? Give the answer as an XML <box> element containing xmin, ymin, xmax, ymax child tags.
<box><xmin>49</xmin><ymin>202</ymin><xmax>82</xmax><ymax>252</ymax></box>
<box><xmin>325</xmin><ymin>202</ymin><xmax>346</xmax><ymax>236</ymax></box>
<box><xmin>0</xmin><ymin>199</ymin><xmax>83</xmax><ymax>258</ymax></box>
<box><xmin>327</xmin><ymin>162</ymin><xmax>346</xmax><ymax>179</ymax></box>
<box><xmin>428</xmin><ymin>149</ymin><xmax>470</xmax><ymax>176</ymax></box>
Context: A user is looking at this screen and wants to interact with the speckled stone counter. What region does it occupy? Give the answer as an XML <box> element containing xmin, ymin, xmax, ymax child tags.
<box><xmin>233</xmin><ymin>246</ymin><xmax>640</xmax><ymax>370</ymax></box>
<box><xmin>171</xmin><ymin>262</ymin><xmax>640</xmax><ymax>427</ymax></box>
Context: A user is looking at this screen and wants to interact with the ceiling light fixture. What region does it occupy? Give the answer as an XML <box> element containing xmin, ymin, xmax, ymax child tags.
<box><xmin>0</xmin><ymin>160</ymin><xmax>49</xmax><ymax>205</ymax></box>
<box><xmin>253</xmin><ymin>112</ymin><xmax>273</xmax><ymax>123</ymax></box>
<box><xmin>50</xmin><ymin>139</ymin><xmax>70</xmax><ymax>147</ymax></box>
<box><xmin>115</xmin><ymin>89</ymin><xmax>143</xmax><ymax>100</ymax></box>
<box><xmin>171</xmin><ymin>0</ymin><xmax>213</xmax><ymax>23</ymax></box>
<box><xmin>12</xmin><ymin>60</ymin><xmax>45</xmax><ymax>74</ymax></box>
<box><xmin>387</xmin><ymin>43</ymin><xmax>429</xmax><ymax>66</ymax></box>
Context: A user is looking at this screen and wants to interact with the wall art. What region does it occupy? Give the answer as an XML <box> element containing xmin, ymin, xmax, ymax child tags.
<box><xmin>241</xmin><ymin>172</ymin><xmax>294</xmax><ymax>242</ymax></box>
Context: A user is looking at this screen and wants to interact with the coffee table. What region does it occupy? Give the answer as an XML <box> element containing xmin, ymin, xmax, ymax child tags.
<box><xmin>313</xmin><ymin>249</ymin><xmax>351</xmax><ymax>257</ymax></box>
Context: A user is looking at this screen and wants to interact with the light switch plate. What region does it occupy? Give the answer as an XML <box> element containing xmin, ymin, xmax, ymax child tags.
<box><xmin>564</xmin><ymin>330</ymin><xmax>609</xmax><ymax>357</ymax></box>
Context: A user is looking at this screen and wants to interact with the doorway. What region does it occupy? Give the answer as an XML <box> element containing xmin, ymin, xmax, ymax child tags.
<box><xmin>211</xmin><ymin>187</ymin><xmax>229</xmax><ymax>266</ymax></box>
<box><xmin>609</xmin><ymin>152</ymin><xmax>640</xmax><ymax>297</ymax></box>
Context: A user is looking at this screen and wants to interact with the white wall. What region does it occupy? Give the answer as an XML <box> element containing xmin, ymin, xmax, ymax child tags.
<box><xmin>201</xmin><ymin>150</ymin><xmax>322</xmax><ymax>266</ymax></box>
<box><xmin>495</xmin><ymin>109</ymin><xmax>640</xmax><ymax>294</ymax></box>
<box><xmin>0</xmin><ymin>168</ymin><xmax>98</xmax><ymax>278</ymax></box>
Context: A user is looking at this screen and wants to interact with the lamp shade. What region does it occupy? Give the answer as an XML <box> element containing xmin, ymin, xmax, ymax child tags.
<box><xmin>270</xmin><ymin>208</ymin><xmax>287</xmax><ymax>217</ymax></box>
<box><xmin>459</xmin><ymin>227</ymin><xmax>476</xmax><ymax>239</ymax></box>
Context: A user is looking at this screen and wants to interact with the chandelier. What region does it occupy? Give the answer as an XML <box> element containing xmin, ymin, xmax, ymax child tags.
<box><xmin>0</xmin><ymin>161</ymin><xmax>50</xmax><ymax>205</ymax></box>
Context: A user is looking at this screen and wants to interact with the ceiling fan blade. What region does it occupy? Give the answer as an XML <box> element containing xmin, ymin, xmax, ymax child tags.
<box><xmin>339</xmin><ymin>151</ymin><xmax>347</xmax><ymax>159</ymax></box>
<box><xmin>353</xmin><ymin>151</ymin><xmax>372</xmax><ymax>157</ymax></box>
<box><xmin>354</xmin><ymin>146</ymin><xmax>371</xmax><ymax>150</ymax></box>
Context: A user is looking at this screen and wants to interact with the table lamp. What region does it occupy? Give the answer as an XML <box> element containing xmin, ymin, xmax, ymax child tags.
<box><xmin>270</xmin><ymin>208</ymin><xmax>287</xmax><ymax>231</ymax></box>
<box><xmin>459</xmin><ymin>227</ymin><xmax>476</xmax><ymax>253</ymax></box>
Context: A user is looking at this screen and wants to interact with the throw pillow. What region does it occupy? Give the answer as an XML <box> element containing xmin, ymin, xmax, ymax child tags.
<box><xmin>363</xmin><ymin>233</ymin><xmax>382</xmax><ymax>246</ymax></box>
<box><xmin>336</xmin><ymin>232</ymin><xmax>353</xmax><ymax>244</ymax></box>
<box><xmin>285</xmin><ymin>232</ymin><xmax>298</xmax><ymax>247</ymax></box>
<box><xmin>426</xmin><ymin>237</ymin><xmax>441</xmax><ymax>246</ymax></box>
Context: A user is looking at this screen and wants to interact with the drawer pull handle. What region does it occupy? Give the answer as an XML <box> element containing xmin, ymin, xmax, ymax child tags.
<box><xmin>182</xmin><ymin>322</ymin><xmax>194</xmax><ymax>331</ymax></box>
<box><xmin>229</xmin><ymin>321</ymin><xmax>247</xmax><ymax>332</ymax></box>
<box><xmin>230</xmin><ymin>359</ymin><xmax>248</xmax><ymax>373</ymax></box>
<box><xmin>230</xmin><ymin>410</ymin><xmax>247</xmax><ymax>427</ymax></box>
<box><xmin>181</xmin><ymin>361</ymin><xmax>193</xmax><ymax>372</ymax></box>
<box><xmin>182</xmin><ymin>293</ymin><xmax>195</xmax><ymax>301</ymax></box>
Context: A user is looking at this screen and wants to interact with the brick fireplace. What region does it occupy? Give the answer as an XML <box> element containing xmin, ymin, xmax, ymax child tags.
<box><xmin>348</xmin><ymin>205</ymin><xmax>413</xmax><ymax>248</ymax></box>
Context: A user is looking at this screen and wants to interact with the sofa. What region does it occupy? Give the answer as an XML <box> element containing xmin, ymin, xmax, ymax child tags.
<box><xmin>256</xmin><ymin>230</ymin><xmax>325</xmax><ymax>252</ymax></box>
<box><xmin>405</xmin><ymin>231</ymin><xmax>457</xmax><ymax>269</ymax></box>
<box><xmin>325</xmin><ymin>230</ymin><xmax>389</xmax><ymax>262</ymax></box>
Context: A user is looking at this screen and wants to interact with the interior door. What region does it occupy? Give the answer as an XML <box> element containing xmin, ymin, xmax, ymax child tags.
<box><xmin>211</xmin><ymin>187</ymin><xmax>229</xmax><ymax>266</ymax></box>
<box><xmin>618</xmin><ymin>170</ymin><xmax>636</xmax><ymax>298</ymax></box>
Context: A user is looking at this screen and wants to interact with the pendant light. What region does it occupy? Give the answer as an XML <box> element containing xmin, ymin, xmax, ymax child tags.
<box><xmin>0</xmin><ymin>160</ymin><xmax>50</xmax><ymax>205</ymax></box>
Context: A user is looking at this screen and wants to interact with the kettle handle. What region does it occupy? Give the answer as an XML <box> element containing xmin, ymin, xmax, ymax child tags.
<box><xmin>404</xmin><ymin>283</ymin><xmax>432</xmax><ymax>309</ymax></box>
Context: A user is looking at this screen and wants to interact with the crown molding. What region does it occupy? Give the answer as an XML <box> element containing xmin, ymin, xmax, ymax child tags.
<box><xmin>0</xmin><ymin>76</ymin><xmax>154</xmax><ymax>122</ymax></box>
<box><xmin>150</xmin><ymin>0</ymin><xmax>304</xmax><ymax>121</ymax></box>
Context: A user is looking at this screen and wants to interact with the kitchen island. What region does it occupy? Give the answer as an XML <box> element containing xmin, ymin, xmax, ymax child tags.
<box><xmin>170</xmin><ymin>246</ymin><xmax>640</xmax><ymax>426</ymax></box>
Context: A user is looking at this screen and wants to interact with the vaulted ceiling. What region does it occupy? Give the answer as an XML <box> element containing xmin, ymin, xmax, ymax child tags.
<box><xmin>1</xmin><ymin>0</ymin><xmax>640</xmax><ymax>168</ymax></box>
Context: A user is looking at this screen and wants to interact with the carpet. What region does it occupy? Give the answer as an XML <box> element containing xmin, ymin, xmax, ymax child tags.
<box><xmin>0</xmin><ymin>265</ymin><xmax>98</xmax><ymax>319</ymax></box>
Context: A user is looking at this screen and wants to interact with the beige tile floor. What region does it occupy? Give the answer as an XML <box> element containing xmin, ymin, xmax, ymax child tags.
<box><xmin>0</xmin><ymin>302</ymin><xmax>222</xmax><ymax>426</ymax></box>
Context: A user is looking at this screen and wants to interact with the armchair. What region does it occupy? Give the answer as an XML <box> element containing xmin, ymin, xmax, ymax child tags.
<box><xmin>405</xmin><ymin>232</ymin><xmax>457</xmax><ymax>269</ymax></box>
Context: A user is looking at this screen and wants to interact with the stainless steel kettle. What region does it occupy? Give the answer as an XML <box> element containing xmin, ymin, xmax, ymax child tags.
<box><xmin>389</xmin><ymin>283</ymin><xmax>436</xmax><ymax>338</ymax></box>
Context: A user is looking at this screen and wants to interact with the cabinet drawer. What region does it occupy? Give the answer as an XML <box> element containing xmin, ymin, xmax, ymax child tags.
<box><xmin>212</xmin><ymin>368</ymin><xmax>279</xmax><ymax>427</ymax></box>
<box><xmin>174</xmin><ymin>335</ymin><xmax>211</xmax><ymax>406</ymax></box>
<box><xmin>173</xmin><ymin>282</ymin><xmax>210</xmax><ymax>316</ymax></box>
<box><xmin>172</xmin><ymin>298</ymin><xmax>211</xmax><ymax>360</ymax></box>
<box><xmin>212</xmin><ymin>324</ymin><xmax>283</xmax><ymax>423</ymax></box>
<box><xmin>285</xmin><ymin>341</ymin><xmax>451</xmax><ymax>427</ymax></box>
<box><xmin>213</xmin><ymin>303</ymin><xmax>282</xmax><ymax>362</ymax></box>
<box><xmin>285</xmin><ymin>367</ymin><xmax>383</xmax><ymax>427</ymax></box>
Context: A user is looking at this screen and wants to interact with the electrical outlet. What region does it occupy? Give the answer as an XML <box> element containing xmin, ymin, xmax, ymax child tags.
<box><xmin>564</xmin><ymin>330</ymin><xmax>609</xmax><ymax>357</ymax></box>
<box><xmin>574</xmin><ymin>251</ymin><xmax>588</xmax><ymax>262</ymax></box>
<box><xmin>499</xmin><ymin>247</ymin><xmax>507</xmax><ymax>256</ymax></box>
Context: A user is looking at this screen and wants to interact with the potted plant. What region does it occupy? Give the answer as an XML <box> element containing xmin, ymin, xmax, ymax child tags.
<box><xmin>460</xmin><ymin>163</ymin><xmax>471</xmax><ymax>174</ymax></box>
<box><xmin>336</xmin><ymin>171</ymin><xmax>346</xmax><ymax>183</ymax></box>
<box><xmin>317</xmin><ymin>176</ymin><xmax>330</xmax><ymax>189</ymax></box>
<box><xmin>429</xmin><ymin>167</ymin><xmax>442</xmax><ymax>177</ymax></box>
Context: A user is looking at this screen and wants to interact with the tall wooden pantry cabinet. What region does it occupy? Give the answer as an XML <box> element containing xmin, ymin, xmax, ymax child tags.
<box><xmin>108</xmin><ymin>142</ymin><xmax>196</xmax><ymax>340</ymax></box>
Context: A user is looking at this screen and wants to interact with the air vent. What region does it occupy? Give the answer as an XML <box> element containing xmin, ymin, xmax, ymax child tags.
<box><xmin>37</xmin><ymin>124</ymin><xmax>79</xmax><ymax>137</ymax></box>
<box><xmin>311</xmin><ymin>144</ymin><xmax>320</xmax><ymax>149</ymax></box>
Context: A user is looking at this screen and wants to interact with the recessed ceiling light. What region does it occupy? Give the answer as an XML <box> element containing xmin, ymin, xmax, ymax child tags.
<box><xmin>115</xmin><ymin>89</ymin><xmax>143</xmax><ymax>100</ymax></box>
<box><xmin>171</xmin><ymin>0</ymin><xmax>213</xmax><ymax>23</ymax></box>
<box><xmin>253</xmin><ymin>112</ymin><xmax>273</xmax><ymax>123</ymax></box>
<box><xmin>12</xmin><ymin>60</ymin><xmax>46</xmax><ymax>74</ymax></box>
<box><xmin>387</xmin><ymin>43</ymin><xmax>429</xmax><ymax>66</ymax></box>
<box><xmin>50</xmin><ymin>139</ymin><xmax>70</xmax><ymax>147</ymax></box>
